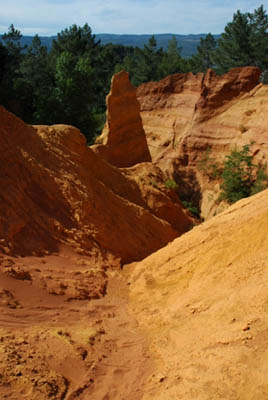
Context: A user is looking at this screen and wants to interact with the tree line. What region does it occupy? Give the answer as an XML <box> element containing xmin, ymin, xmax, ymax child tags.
<box><xmin>1</xmin><ymin>5</ymin><xmax>268</xmax><ymax>143</ymax></box>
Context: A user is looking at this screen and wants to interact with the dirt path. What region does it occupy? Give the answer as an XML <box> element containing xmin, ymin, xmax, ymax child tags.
<box><xmin>81</xmin><ymin>273</ymin><xmax>153</xmax><ymax>400</ymax></box>
<box><xmin>0</xmin><ymin>247</ymin><xmax>154</xmax><ymax>400</ymax></box>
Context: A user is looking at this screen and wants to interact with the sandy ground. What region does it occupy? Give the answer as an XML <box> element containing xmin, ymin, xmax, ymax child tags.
<box><xmin>0</xmin><ymin>245</ymin><xmax>153</xmax><ymax>400</ymax></box>
<box><xmin>2</xmin><ymin>188</ymin><xmax>268</xmax><ymax>399</ymax></box>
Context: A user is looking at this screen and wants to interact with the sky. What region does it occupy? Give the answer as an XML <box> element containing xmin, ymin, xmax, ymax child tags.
<box><xmin>0</xmin><ymin>0</ymin><xmax>267</xmax><ymax>36</ymax></box>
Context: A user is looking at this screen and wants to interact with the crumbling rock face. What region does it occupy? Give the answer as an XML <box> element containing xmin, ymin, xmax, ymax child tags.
<box><xmin>194</xmin><ymin>66</ymin><xmax>261</xmax><ymax>122</ymax></box>
<box><xmin>137</xmin><ymin>67</ymin><xmax>266</xmax><ymax>219</ymax></box>
<box><xmin>137</xmin><ymin>72</ymin><xmax>204</xmax><ymax>163</ymax></box>
<box><xmin>0</xmin><ymin>106</ymin><xmax>191</xmax><ymax>263</ymax></box>
<box><xmin>92</xmin><ymin>70</ymin><xmax>151</xmax><ymax>167</ymax></box>
<box><xmin>121</xmin><ymin>162</ymin><xmax>193</xmax><ymax>234</ymax></box>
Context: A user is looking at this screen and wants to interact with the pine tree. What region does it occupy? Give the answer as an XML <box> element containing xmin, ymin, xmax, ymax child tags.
<box><xmin>119</xmin><ymin>36</ymin><xmax>164</xmax><ymax>86</ymax></box>
<box><xmin>0</xmin><ymin>43</ymin><xmax>8</xmax><ymax>89</ymax></box>
<box><xmin>47</xmin><ymin>24</ymin><xmax>104</xmax><ymax>141</ymax></box>
<box><xmin>213</xmin><ymin>6</ymin><xmax>268</xmax><ymax>73</ymax></box>
<box><xmin>0</xmin><ymin>24</ymin><xmax>26</xmax><ymax>117</ymax></box>
<box><xmin>15</xmin><ymin>35</ymin><xmax>54</xmax><ymax>123</ymax></box>
<box><xmin>51</xmin><ymin>23</ymin><xmax>99</xmax><ymax>58</ymax></box>
<box><xmin>248</xmin><ymin>5</ymin><xmax>268</xmax><ymax>69</ymax></box>
<box><xmin>190</xmin><ymin>33</ymin><xmax>217</xmax><ymax>72</ymax></box>
<box><xmin>159</xmin><ymin>36</ymin><xmax>186</xmax><ymax>77</ymax></box>
<box><xmin>213</xmin><ymin>10</ymin><xmax>254</xmax><ymax>73</ymax></box>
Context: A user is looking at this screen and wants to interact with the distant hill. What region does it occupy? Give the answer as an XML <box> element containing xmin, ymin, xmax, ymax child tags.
<box><xmin>0</xmin><ymin>33</ymin><xmax>221</xmax><ymax>58</ymax></box>
<box><xmin>95</xmin><ymin>34</ymin><xmax>221</xmax><ymax>58</ymax></box>
<box><xmin>0</xmin><ymin>35</ymin><xmax>57</xmax><ymax>51</ymax></box>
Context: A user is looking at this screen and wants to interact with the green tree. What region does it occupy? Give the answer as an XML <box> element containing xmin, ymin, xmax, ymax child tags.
<box><xmin>190</xmin><ymin>33</ymin><xmax>217</xmax><ymax>72</ymax></box>
<box><xmin>0</xmin><ymin>24</ymin><xmax>26</xmax><ymax>116</ymax></box>
<box><xmin>213</xmin><ymin>6</ymin><xmax>268</xmax><ymax>73</ymax></box>
<box><xmin>52</xmin><ymin>51</ymin><xmax>98</xmax><ymax>142</ymax></box>
<box><xmin>0</xmin><ymin>42</ymin><xmax>8</xmax><ymax>86</ymax></box>
<box><xmin>96</xmin><ymin>43</ymin><xmax>133</xmax><ymax>112</ymax></box>
<box><xmin>114</xmin><ymin>49</ymin><xmax>139</xmax><ymax>84</ymax></box>
<box><xmin>51</xmin><ymin>23</ymin><xmax>99</xmax><ymax>58</ymax></box>
<box><xmin>119</xmin><ymin>36</ymin><xmax>164</xmax><ymax>86</ymax></box>
<box><xmin>213</xmin><ymin>10</ymin><xmax>253</xmax><ymax>73</ymax></box>
<box><xmin>2</xmin><ymin>24</ymin><xmax>26</xmax><ymax>59</ymax></box>
<box><xmin>158</xmin><ymin>36</ymin><xmax>187</xmax><ymax>76</ymax></box>
<box><xmin>248</xmin><ymin>4</ymin><xmax>268</xmax><ymax>69</ymax></box>
<box><xmin>49</xmin><ymin>24</ymin><xmax>104</xmax><ymax>141</ymax></box>
<box><xmin>15</xmin><ymin>34</ymin><xmax>54</xmax><ymax>123</ymax></box>
<box><xmin>139</xmin><ymin>35</ymin><xmax>164</xmax><ymax>82</ymax></box>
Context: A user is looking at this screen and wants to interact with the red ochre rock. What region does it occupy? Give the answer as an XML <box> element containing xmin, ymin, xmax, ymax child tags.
<box><xmin>137</xmin><ymin>66</ymin><xmax>266</xmax><ymax>219</ymax></box>
<box><xmin>92</xmin><ymin>70</ymin><xmax>152</xmax><ymax>167</ymax></box>
<box><xmin>0</xmin><ymin>105</ymin><xmax>191</xmax><ymax>263</ymax></box>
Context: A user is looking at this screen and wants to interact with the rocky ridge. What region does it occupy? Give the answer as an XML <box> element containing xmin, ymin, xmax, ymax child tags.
<box><xmin>137</xmin><ymin>66</ymin><xmax>268</xmax><ymax>218</ymax></box>
<box><xmin>0</xmin><ymin>105</ymin><xmax>191</xmax><ymax>262</ymax></box>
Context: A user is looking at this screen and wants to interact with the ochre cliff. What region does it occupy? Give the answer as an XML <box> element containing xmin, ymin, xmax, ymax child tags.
<box><xmin>137</xmin><ymin>67</ymin><xmax>267</xmax><ymax>218</ymax></box>
<box><xmin>0</xmin><ymin>105</ymin><xmax>191</xmax><ymax>264</ymax></box>
<box><xmin>92</xmin><ymin>70</ymin><xmax>151</xmax><ymax>167</ymax></box>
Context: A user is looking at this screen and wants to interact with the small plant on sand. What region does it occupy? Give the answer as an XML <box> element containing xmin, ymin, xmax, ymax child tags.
<box><xmin>164</xmin><ymin>179</ymin><xmax>178</xmax><ymax>190</ymax></box>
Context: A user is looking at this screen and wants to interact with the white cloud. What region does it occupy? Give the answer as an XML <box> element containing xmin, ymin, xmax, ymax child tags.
<box><xmin>0</xmin><ymin>0</ymin><xmax>267</xmax><ymax>36</ymax></box>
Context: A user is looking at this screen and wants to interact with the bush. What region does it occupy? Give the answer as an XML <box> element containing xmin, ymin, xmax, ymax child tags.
<box><xmin>251</xmin><ymin>165</ymin><xmax>268</xmax><ymax>195</ymax></box>
<box><xmin>182</xmin><ymin>200</ymin><xmax>200</xmax><ymax>218</ymax></box>
<box><xmin>198</xmin><ymin>147</ymin><xmax>221</xmax><ymax>180</ymax></box>
<box><xmin>164</xmin><ymin>179</ymin><xmax>178</xmax><ymax>190</ymax></box>
<box><xmin>219</xmin><ymin>144</ymin><xmax>268</xmax><ymax>203</ymax></box>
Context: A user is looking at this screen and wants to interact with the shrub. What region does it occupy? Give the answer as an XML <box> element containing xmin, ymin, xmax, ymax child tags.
<box><xmin>251</xmin><ymin>165</ymin><xmax>268</xmax><ymax>195</ymax></box>
<box><xmin>182</xmin><ymin>200</ymin><xmax>200</xmax><ymax>218</ymax></box>
<box><xmin>164</xmin><ymin>179</ymin><xmax>178</xmax><ymax>190</ymax></box>
<box><xmin>219</xmin><ymin>144</ymin><xmax>268</xmax><ymax>203</ymax></box>
<box><xmin>198</xmin><ymin>147</ymin><xmax>221</xmax><ymax>180</ymax></box>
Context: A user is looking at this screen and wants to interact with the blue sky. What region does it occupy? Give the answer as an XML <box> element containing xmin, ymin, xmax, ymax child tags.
<box><xmin>0</xmin><ymin>0</ymin><xmax>267</xmax><ymax>36</ymax></box>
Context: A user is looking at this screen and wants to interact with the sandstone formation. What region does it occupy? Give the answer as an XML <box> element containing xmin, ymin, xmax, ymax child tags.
<box><xmin>127</xmin><ymin>188</ymin><xmax>268</xmax><ymax>399</ymax></box>
<box><xmin>137</xmin><ymin>71</ymin><xmax>204</xmax><ymax>162</ymax></box>
<box><xmin>0</xmin><ymin>105</ymin><xmax>191</xmax><ymax>264</ymax></box>
<box><xmin>121</xmin><ymin>162</ymin><xmax>192</xmax><ymax>234</ymax></box>
<box><xmin>92</xmin><ymin>70</ymin><xmax>152</xmax><ymax>167</ymax></box>
<box><xmin>137</xmin><ymin>67</ymin><xmax>267</xmax><ymax>218</ymax></box>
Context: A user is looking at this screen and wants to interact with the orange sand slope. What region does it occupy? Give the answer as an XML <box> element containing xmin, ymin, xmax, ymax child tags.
<box><xmin>127</xmin><ymin>188</ymin><xmax>268</xmax><ymax>399</ymax></box>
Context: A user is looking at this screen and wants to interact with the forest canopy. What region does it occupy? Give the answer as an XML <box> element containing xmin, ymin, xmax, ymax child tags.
<box><xmin>1</xmin><ymin>5</ymin><xmax>268</xmax><ymax>143</ymax></box>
